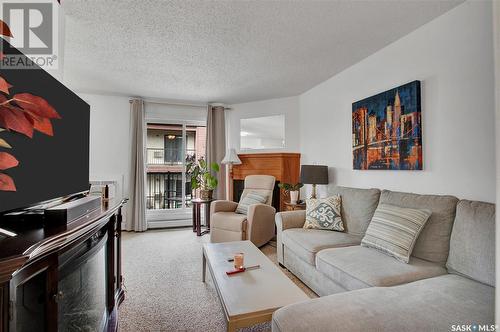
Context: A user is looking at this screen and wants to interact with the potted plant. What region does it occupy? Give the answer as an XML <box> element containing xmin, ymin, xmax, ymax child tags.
<box><xmin>278</xmin><ymin>182</ymin><xmax>304</xmax><ymax>204</ymax></box>
<box><xmin>187</xmin><ymin>158</ymin><xmax>220</xmax><ymax>200</ymax></box>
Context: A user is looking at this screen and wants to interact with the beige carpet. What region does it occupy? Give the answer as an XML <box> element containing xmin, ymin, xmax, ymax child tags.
<box><xmin>118</xmin><ymin>229</ymin><xmax>316</xmax><ymax>332</ymax></box>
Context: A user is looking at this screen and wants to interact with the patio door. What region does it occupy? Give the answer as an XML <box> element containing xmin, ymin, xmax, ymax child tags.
<box><xmin>146</xmin><ymin>122</ymin><xmax>206</xmax><ymax>227</ymax></box>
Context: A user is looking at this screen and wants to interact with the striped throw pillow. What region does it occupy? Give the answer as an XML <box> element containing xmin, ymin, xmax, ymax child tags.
<box><xmin>361</xmin><ymin>204</ymin><xmax>431</xmax><ymax>263</ymax></box>
<box><xmin>236</xmin><ymin>192</ymin><xmax>268</xmax><ymax>215</ymax></box>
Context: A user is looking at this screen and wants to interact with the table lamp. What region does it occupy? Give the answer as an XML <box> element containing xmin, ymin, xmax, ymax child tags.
<box><xmin>300</xmin><ymin>165</ymin><xmax>329</xmax><ymax>199</ymax></box>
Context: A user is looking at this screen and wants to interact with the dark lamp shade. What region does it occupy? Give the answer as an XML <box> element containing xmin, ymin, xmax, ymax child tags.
<box><xmin>300</xmin><ymin>165</ymin><xmax>329</xmax><ymax>184</ymax></box>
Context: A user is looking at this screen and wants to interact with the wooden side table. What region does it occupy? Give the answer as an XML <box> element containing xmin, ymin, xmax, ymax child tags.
<box><xmin>192</xmin><ymin>198</ymin><xmax>214</xmax><ymax>236</ymax></box>
<box><xmin>284</xmin><ymin>202</ymin><xmax>306</xmax><ymax>211</ymax></box>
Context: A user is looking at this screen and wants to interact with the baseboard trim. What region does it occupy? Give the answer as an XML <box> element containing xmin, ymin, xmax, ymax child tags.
<box><xmin>148</xmin><ymin>219</ymin><xmax>192</xmax><ymax>228</ymax></box>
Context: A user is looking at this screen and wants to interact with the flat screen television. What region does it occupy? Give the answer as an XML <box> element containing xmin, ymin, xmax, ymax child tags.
<box><xmin>0</xmin><ymin>40</ymin><xmax>90</xmax><ymax>214</ymax></box>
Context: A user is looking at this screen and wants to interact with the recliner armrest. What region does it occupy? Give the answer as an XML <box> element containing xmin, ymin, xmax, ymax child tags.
<box><xmin>211</xmin><ymin>200</ymin><xmax>238</xmax><ymax>213</ymax></box>
<box><xmin>247</xmin><ymin>204</ymin><xmax>276</xmax><ymax>223</ymax></box>
<box><xmin>247</xmin><ymin>204</ymin><xmax>276</xmax><ymax>247</ymax></box>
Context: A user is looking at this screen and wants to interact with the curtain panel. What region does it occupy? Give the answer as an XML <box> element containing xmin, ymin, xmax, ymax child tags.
<box><xmin>206</xmin><ymin>105</ymin><xmax>226</xmax><ymax>200</ymax></box>
<box><xmin>126</xmin><ymin>99</ymin><xmax>147</xmax><ymax>232</ymax></box>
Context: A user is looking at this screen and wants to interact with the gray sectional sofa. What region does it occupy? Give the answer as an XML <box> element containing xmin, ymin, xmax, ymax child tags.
<box><xmin>272</xmin><ymin>186</ymin><xmax>495</xmax><ymax>331</ymax></box>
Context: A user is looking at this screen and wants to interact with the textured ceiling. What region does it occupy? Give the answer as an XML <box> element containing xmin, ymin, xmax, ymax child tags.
<box><xmin>62</xmin><ymin>0</ymin><xmax>462</xmax><ymax>104</ymax></box>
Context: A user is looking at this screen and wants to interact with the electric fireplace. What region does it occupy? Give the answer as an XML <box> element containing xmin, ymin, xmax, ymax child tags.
<box><xmin>13</xmin><ymin>229</ymin><xmax>108</xmax><ymax>332</ymax></box>
<box><xmin>57</xmin><ymin>229</ymin><xmax>107</xmax><ymax>331</ymax></box>
<box><xmin>0</xmin><ymin>200</ymin><xmax>126</xmax><ymax>332</ymax></box>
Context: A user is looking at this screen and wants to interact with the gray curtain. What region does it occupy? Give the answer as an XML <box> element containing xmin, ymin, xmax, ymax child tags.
<box><xmin>126</xmin><ymin>99</ymin><xmax>147</xmax><ymax>232</ymax></box>
<box><xmin>206</xmin><ymin>105</ymin><xmax>226</xmax><ymax>200</ymax></box>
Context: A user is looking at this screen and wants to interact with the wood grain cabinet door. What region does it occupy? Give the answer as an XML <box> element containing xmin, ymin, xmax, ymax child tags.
<box><xmin>0</xmin><ymin>283</ymin><xmax>7</xmax><ymax>332</ymax></box>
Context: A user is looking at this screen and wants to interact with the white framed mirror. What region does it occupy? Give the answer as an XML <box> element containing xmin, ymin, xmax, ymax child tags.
<box><xmin>240</xmin><ymin>115</ymin><xmax>285</xmax><ymax>150</ymax></box>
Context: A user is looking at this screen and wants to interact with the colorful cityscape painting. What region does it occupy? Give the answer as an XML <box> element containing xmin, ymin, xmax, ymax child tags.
<box><xmin>352</xmin><ymin>81</ymin><xmax>422</xmax><ymax>170</ymax></box>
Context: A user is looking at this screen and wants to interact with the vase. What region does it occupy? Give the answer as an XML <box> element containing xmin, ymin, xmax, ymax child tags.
<box><xmin>290</xmin><ymin>190</ymin><xmax>299</xmax><ymax>204</ymax></box>
<box><xmin>200</xmin><ymin>189</ymin><xmax>213</xmax><ymax>200</ymax></box>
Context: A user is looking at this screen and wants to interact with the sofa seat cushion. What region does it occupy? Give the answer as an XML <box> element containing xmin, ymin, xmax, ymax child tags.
<box><xmin>282</xmin><ymin>229</ymin><xmax>361</xmax><ymax>265</ymax></box>
<box><xmin>316</xmin><ymin>246</ymin><xmax>446</xmax><ymax>290</ymax></box>
<box><xmin>211</xmin><ymin>212</ymin><xmax>247</xmax><ymax>232</ymax></box>
<box><xmin>272</xmin><ymin>274</ymin><xmax>494</xmax><ymax>332</ymax></box>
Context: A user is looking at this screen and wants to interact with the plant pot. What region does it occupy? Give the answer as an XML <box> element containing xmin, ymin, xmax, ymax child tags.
<box><xmin>290</xmin><ymin>190</ymin><xmax>299</xmax><ymax>204</ymax></box>
<box><xmin>200</xmin><ymin>189</ymin><xmax>213</xmax><ymax>200</ymax></box>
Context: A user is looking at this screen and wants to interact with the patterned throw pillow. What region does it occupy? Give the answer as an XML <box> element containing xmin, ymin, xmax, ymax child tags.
<box><xmin>236</xmin><ymin>192</ymin><xmax>268</xmax><ymax>215</ymax></box>
<box><xmin>361</xmin><ymin>204</ymin><xmax>432</xmax><ymax>263</ymax></box>
<box><xmin>303</xmin><ymin>195</ymin><xmax>344</xmax><ymax>231</ymax></box>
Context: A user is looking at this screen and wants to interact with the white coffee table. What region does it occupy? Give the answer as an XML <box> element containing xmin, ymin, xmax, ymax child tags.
<box><xmin>202</xmin><ymin>240</ymin><xmax>309</xmax><ymax>332</ymax></box>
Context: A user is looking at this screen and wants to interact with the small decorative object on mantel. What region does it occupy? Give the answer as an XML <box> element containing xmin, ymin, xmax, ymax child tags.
<box><xmin>187</xmin><ymin>157</ymin><xmax>220</xmax><ymax>200</ymax></box>
<box><xmin>352</xmin><ymin>80</ymin><xmax>422</xmax><ymax>170</ymax></box>
<box><xmin>278</xmin><ymin>182</ymin><xmax>304</xmax><ymax>204</ymax></box>
<box><xmin>89</xmin><ymin>180</ymin><xmax>118</xmax><ymax>200</ymax></box>
<box><xmin>300</xmin><ymin>165</ymin><xmax>329</xmax><ymax>199</ymax></box>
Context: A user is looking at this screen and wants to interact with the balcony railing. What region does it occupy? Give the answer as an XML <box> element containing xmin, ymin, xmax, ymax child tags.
<box><xmin>146</xmin><ymin>172</ymin><xmax>193</xmax><ymax>210</ymax></box>
<box><xmin>147</xmin><ymin>148</ymin><xmax>196</xmax><ymax>165</ymax></box>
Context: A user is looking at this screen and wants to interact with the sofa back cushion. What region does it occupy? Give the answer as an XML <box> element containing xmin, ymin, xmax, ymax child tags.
<box><xmin>241</xmin><ymin>175</ymin><xmax>275</xmax><ymax>206</ymax></box>
<box><xmin>329</xmin><ymin>186</ymin><xmax>380</xmax><ymax>236</ymax></box>
<box><xmin>446</xmin><ymin>200</ymin><xmax>495</xmax><ymax>286</ymax></box>
<box><xmin>379</xmin><ymin>190</ymin><xmax>458</xmax><ymax>265</ymax></box>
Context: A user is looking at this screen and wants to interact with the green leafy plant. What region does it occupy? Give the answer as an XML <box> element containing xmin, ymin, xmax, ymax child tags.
<box><xmin>187</xmin><ymin>157</ymin><xmax>220</xmax><ymax>191</ymax></box>
<box><xmin>278</xmin><ymin>182</ymin><xmax>303</xmax><ymax>192</ymax></box>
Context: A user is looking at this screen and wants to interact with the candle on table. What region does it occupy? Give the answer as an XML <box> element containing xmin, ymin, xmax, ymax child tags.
<box><xmin>234</xmin><ymin>253</ymin><xmax>244</xmax><ymax>269</ymax></box>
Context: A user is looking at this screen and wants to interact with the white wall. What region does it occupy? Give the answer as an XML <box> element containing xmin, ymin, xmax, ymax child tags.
<box><xmin>493</xmin><ymin>0</ymin><xmax>500</xmax><ymax>324</ymax></box>
<box><xmin>47</xmin><ymin>4</ymin><xmax>66</xmax><ymax>82</ymax></box>
<box><xmin>145</xmin><ymin>102</ymin><xmax>206</xmax><ymax>124</ymax></box>
<box><xmin>77</xmin><ymin>93</ymin><xmax>131</xmax><ymax>200</ymax></box>
<box><xmin>299</xmin><ymin>1</ymin><xmax>495</xmax><ymax>202</ymax></box>
<box><xmin>228</xmin><ymin>96</ymin><xmax>300</xmax><ymax>153</ymax></box>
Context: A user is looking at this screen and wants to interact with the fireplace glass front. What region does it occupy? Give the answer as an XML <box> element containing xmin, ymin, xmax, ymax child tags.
<box><xmin>58</xmin><ymin>230</ymin><xmax>108</xmax><ymax>331</ymax></box>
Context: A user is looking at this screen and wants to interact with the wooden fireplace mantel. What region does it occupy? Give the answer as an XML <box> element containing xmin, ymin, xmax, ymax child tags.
<box><xmin>231</xmin><ymin>153</ymin><xmax>301</xmax><ymax>211</ymax></box>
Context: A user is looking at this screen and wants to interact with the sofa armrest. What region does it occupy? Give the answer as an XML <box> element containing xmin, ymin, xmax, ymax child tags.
<box><xmin>211</xmin><ymin>200</ymin><xmax>238</xmax><ymax>214</ymax></box>
<box><xmin>275</xmin><ymin>210</ymin><xmax>306</xmax><ymax>265</ymax></box>
<box><xmin>247</xmin><ymin>204</ymin><xmax>276</xmax><ymax>247</ymax></box>
<box><xmin>276</xmin><ymin>210</ymin><xmax>307</xmax><ymax>231</ymax></box>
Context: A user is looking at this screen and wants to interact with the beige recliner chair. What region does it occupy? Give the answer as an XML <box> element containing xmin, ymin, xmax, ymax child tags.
<box><xmin>210</xmin><ymin>175</ymin><xmax>276</xmax><ymax>247</ymax></box>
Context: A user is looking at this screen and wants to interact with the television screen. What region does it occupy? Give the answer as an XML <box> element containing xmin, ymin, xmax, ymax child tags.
<box><xmin>0</xmin><ymin>40</ymin><xmax>89</xmax><ymax>214</ymax></box>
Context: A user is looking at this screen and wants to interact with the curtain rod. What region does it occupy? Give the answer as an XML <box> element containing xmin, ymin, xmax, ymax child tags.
<box><xmin>129</xmin><ymin>98</ymin><xmax>231</xmax><ymax>109</ymax></box>
<box><xmin>129</xmin><ymin>98</ymin><xmax>206</xmax><ymax>108</ymax></box>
